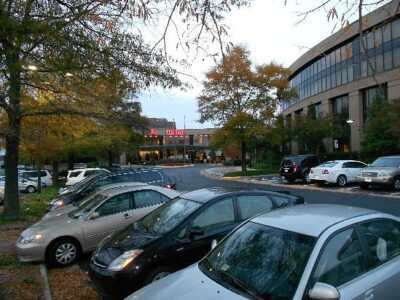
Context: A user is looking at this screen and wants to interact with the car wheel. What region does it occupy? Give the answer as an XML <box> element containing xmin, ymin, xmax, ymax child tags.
<box><xmin>146</xmin><ymin>266</ymin><xmax>174</xmax><ymax>284</ymax></box>
<box><xmin>302</xmin><ymin>171</ymin><xmax>310</xmax><ymax>183</ymax></box>
<box><xmin>359</xmin><ymin>183</ymin><xmax>369</xmax><ymax>190</ymax></box>
<box><xmin>26</xmin><ymin>185</ymin><xmax>36</xmax><ymax>193</ymax></box>
<box><xmin>337</xmin><ymin>175</ymin><xmax>347</xmax><ymax>187</ymax></box>
<box><xmin>392</xmin><ymin>176</ymin><xmax>400</xmax><ymax>191</ymax></box>
<box><xmin>48</xmin><ymin>238</ymin><xmax>80</xmax><ymax>267</ymax></box>
<box><xmin>286</xmin><ymin>177</ymin><xmax>295</xmax><ymax>184</ymax></box>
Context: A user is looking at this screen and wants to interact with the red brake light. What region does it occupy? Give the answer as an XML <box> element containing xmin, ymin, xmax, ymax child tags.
<box><xmin>322</xmin><ymin>169</ymin><xmax>329</xmax><ymax>174</ymax></box>
<box><xmin>293</xmin><ymin>164</ymin><xmax>298</xmax><ymax>172</ymax></box>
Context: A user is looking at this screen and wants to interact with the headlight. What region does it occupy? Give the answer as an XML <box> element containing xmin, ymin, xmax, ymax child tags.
<box><xmin>378</xmin><ymin>172</ymin><xmax>391</xmax><ymax>177</ymax></box>
<box><xmin>107</xmin><ymin>250</ymin><xmax>143</xmax><ymax>271</ymax></box>
<box><xmin>19</xmin><ymin>234</ymin><xmax>43</xmax><ymax>244</ymax></box>
<box><xmin>50</xmin><ymin>198</ymin><xmax>64</xmax><ymax>209</ymax></box>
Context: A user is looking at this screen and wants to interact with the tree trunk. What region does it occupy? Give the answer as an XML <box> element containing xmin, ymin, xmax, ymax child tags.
<box><xmin>108</xmin><ymin>149</ymin><xmax>113</xmax><ymax>167</ymax></box>
<box><xmin>241</xmin><ymin>141</ymin><xmax>247</xmax><ymax>173</ymax></box>
<box><xmin>37</xmin><ymin>163</ymin><xmax>42</xmax><ymax>193</ymax></box>
<box><xmin>68</xmin><ymin>153</ymin><xmax>74</xmax><ymax>170</ymax></box>
<box><xmin>3</xmin><ymin>119</ymin><xmax>21</xmax><ymax>218</ymax></box>
<box><xmin>52</xmin><ymin>160</ymin><xmax>59</xmax><ymax>184</ymax></box>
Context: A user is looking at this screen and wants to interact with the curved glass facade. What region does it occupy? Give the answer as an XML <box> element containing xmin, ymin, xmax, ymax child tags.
<box><xmin>282</xmin><ymin>16</ymin><xmax>400</xmax><ymax>111</ymax></box>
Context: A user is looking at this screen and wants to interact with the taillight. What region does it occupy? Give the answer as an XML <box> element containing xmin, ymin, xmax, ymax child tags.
<box><xmin>163</xmin><ymin>183</ymin><xmax>174</xmax><ymax>189</ymax></box>
<box><xmin>322</xmin><ymin>169</ymin><xmax>329</xmax><ymax>174</ymax></box>
<box><xmin>293</xmin><ymin>164</ymin><xmax>298</xmax><ymax>172</ymax></box>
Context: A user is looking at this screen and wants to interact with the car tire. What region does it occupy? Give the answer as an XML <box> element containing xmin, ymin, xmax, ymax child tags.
<box><xmin>26</xmin><ymin>185</ymin><xmax>36</xmax><ymax>193</ymax></box>
<box><xmin>392</xmin><ymin>176</ymin><xmax>400</xmax><ymax>191</ymax></box>
<box><xmin>47</xmin><ymin>238</ymin><xmax>80</xmax><ymax>267</ymax></box>
<box><xmin>146</xmin><ymin>266</ymin><xmax>174</xmax><ymax>284</ymax></box>
<box><xmin>359</xmin><ymin>183</ymin><xmax>369</xmax><ymax>190</ymax></box>
<box><xmin>302</xmin><ymin>171</ymin><xmax>310</xmax><ymax>183</ymax></box>
<box><xmin>286</xmin><ymin>177</ymin><xmax>295</xmax><ymax>184</ymax></box>
<box><xmin>337</xmin><ymin>175</ymin><xmax>347</xmax><ymax>187</ymax></box>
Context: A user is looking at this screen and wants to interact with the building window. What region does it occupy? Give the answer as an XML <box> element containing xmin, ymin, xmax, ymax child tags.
<box><xmin>332</xmin><ymin>95</ymin><xmax>350</xmax><ymax>152</ymax></box>
<box><xmin>362</xmin><ymin>84</ymin><xmax>388</xmax><ymax>123</ymax></box>
<box><xmin>313</xmin><ymin>102</ymin><xmax>323</xmax><ymax>119</ymax></box>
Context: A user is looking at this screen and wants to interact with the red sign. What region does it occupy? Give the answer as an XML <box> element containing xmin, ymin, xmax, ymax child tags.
<box><xmin>166</xmin><ymin>129</ymin><xmax>186</xmax><ymax>136</ymax></box>
<box><xmin>149</xmin><ymin>129</ymin><xmax>158</xmax><ymax>136</ymax></box>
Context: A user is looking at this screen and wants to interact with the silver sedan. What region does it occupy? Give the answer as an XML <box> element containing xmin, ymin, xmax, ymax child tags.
<box><xmin>128</xmin><ymin>204</ymin><xmax>400</xmax><ymax>300</ymax></box>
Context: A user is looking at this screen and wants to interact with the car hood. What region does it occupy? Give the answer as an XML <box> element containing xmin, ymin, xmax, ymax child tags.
<box><xmin>93</xmin><ymin>224</ymin><xmax>161</xmax><ymax>266</ymax></box>
<box><xmin>43</xmin><ymin>204</ymin><xmax>76</xmax><ymax>220</ymax></box>
<box><xmin>127</xmin><ymin>264</ymin><xmax>244</xmax><ymax>300</ymax></box>
<box><xmin>361</xmin><ymin>166</ymin><xmax>400</xmax><ymax>173</ymax></box>
<box><xmin>21</xmin><ymin>213</ymin><xmax>81</xmax><ymax>237</ymax></box>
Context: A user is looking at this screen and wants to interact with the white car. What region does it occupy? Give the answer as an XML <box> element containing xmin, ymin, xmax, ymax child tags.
<box><xmin>309</xmin><ymin>160</ymin><xmax>367</xmax><ymax>187</ymax></box>
<box><xmin>65</xmin><ymin>168</ymin><xmax>110</xmax><ymax>186</ymax></box>
<box><xmin>20</xmin><ymin>170</ymin><xmax>53</xmax><ymax>186</ymax></box>
<box><xmin>0</xmin><ymin>177</ymin><xmax>40</xmax><ymax>194</ymax></box>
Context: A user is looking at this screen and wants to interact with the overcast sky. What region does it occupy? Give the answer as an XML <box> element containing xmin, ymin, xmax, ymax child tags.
<box><xmin>139</xmin><ymin>0</ymin><xmax>388</xmax><ymax>129</ymax></box>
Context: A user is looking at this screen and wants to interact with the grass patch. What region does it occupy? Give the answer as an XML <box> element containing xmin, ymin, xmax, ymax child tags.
<box><xmin>0</xmin><ymin>257</ymin><xmax>24</xmax><ymax>268</ymax></box>
<box><xmin>0</xmin><ymin>185</ymin><xmax>60</xmax><ymax>224</ymax></box>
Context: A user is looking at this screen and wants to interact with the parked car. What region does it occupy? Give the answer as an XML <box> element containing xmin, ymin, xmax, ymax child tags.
<box><xmin>356</xmin><ymin>156</ymin><xmax>400</xmax><ymax>191</ymax></box>
<box><xmin>309</xmin><ymin>160</ymin><xmax>367</xmax><ymax>187</ymax></box>
<box><xmin>128</xmin><ymin>204</ymin><xmax>400</xmax><ymax>300</ymax></box>
<box><xmin>15</xmin><ymin>184</ymin><xmax>180</xmax><ymax>267</ymax></box>
<box><xmin>279</xmin><ymin>154</ymin><xmax>320</xmax><ymax>183</ymax></box>
<box><xmin>44</xmin><ymin>182</ymin><xmax>156</xmax><ymax>219</ymax></box>
<box><xmin>88</xmin><ymin>188</ymin><xmax>304</xmax><ymax>298</ymax></box>
<box><xmin>0</xmin><ymin>176</ymin><xmax>40</xmax><ymax>193</ymax></box>
<box><xmin>65</xmin><ymin>168</ymin><xmax>110</xmax><ymax>186</ymax></box>
<box><xmin>20</xmin><ymin>170</ymin><xmax>53</xmax><ymax>186</ymax></box>
<box><xmin>50</xmin><ymin>168</ymin><xmax>177</xmax><ymax>210</ymax></box>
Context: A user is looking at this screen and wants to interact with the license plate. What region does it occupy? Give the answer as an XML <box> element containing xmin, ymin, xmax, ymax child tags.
<box><xmin>284</xmin><ymin>168</ymin><xmax>288</xmax><ymax>172</ymax></box>
<box><xmin>365</xmin><ymin>178</ymin><xmax>372</xmax><ymax>182</ymax></box>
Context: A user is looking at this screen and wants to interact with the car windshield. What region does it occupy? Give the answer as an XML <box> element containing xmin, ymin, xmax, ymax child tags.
<box><xmin>69</xmin><ymin>194</ymin><xmax>107</xmax><ymax>219</ymax></box>
<box><xmin>137</xmin><ymin>197</ymin><xmax>201</xmax><ymax>235</ymax></box>
<box><xmin>371</xmin><ymin>158</ymin><xmax>400</xmax><ymax>168</ymax></box>
<box><xmin>68</xmin><ymin>170</ymin><xmax>82</xmax><ymax>178</ymax></box>
<box><xmin>68</xmin><ymin>174</ymin><xmax>102</xmax><ymax>193</ymax></box>
<box><xmin>318</xmin><ymin>161</ymin><xmax>338</xmax><ymax>168</ymax></box>
<box><xmin>20</xmin><ymin>171</ymin><xmax>37</xmax><ymax>179</ymax></box>
<box><xmin>199</xmin><ymin>222</ymin><xmax>315</xmax><ymax>300</ymax></box>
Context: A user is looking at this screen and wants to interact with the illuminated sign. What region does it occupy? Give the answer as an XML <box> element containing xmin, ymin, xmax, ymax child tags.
<box><xmin>166</xmin><ymin>129</ymin><xmax>186</xmax><ymax>136</ymax></box>
<box><xmin>148</xmin><ymin>129</ymin><xmax>186</xmax><ymax>136</ymax></box>
<box><xmin>149</xmin><ymin>129</ymin><xmax>158</xmax><ymax>136</ymax></box>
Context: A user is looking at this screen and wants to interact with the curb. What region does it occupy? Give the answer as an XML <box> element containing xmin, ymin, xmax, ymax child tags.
<box><xmin>40</xmin><ymin>264</ymin><xmax>52</xmax><ymax>300</ymax></box>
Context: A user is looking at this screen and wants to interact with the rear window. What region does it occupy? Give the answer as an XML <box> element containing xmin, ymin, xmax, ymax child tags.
<box><xmin>138</xmin><ymin>171</ymin><xmax>163</xmax><ymax>182</ymax></box>
<box><xmin>318</xmin><ymin>161</ymin><xmax>338</xmax><ymax>168</ymax></box>
<box><xmin>68</xmin><ymin>170</ymin><xmax>82</xmax><ymax>178</ymax></box>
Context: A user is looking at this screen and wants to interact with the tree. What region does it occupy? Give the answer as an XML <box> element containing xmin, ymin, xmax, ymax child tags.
<box><xmin>198</xmin><ymin>46</ymin><xmax>293</xmax><ymax>172</ymax></box>
<box><xmin>360</xmin><ymin>98</ymin><xmax>400</xmax><ymax>158</ymax></box>
<box><xmin>1</xmin><ymin>0</ymin><xmax>253</xmax><ymax>218</ymax></box>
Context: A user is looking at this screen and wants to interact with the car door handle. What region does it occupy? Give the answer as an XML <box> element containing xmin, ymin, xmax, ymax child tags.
<box><xmin>124</xmin><ymin>213</ymin><xmax>131</xmax><ymax>219</ymax></box>
<box><xmin>365</xmin><ymin>289</ymin><xmax>374</xmax><ymax>300</ymax></box>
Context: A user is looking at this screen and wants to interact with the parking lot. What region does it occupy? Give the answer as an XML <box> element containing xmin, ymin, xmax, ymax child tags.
<box><xmin>1</xmin><ymin>164</ymin><xmax>400</xmax><ymax>299</ymax></box>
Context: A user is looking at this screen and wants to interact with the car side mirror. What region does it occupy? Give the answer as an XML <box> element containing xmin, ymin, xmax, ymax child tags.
<box><xmin>189</xmin><ymin>226</ymin><xmax>204</xmax><ymax>240</ymax></box>
<box><xmin>89</xmin><ymin>211</ymin><xmax>100</xmax><ymax>220</ymax></box>
<box><xmin>309</xmin><ymin>282</ymin><xmax>340</xmax><ymax>300</ymax></box>
<box><xmin>211</xmin><ymin>239</ymin><xmax>218</xmax><ymax>249</ymax></box>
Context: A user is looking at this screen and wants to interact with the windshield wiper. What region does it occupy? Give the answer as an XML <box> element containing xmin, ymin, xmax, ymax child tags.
<box><xmin>220</xmin><ymin>270</ymin><xmax>262</xmax><ymax>300</ymax></box>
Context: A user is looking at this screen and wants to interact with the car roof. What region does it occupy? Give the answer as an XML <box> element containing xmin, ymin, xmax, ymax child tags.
<box><xmin>98</xmin><ymin>183</ymin><xmax>180</xmax><ymax>198</ymax></box>
<box><xmin>251</xmin><ymin>204</ymin><xmax>379</xmax><ymax>237</ymax></box>
<box><xmin>180</xmin><ymin>187</ymin><xmax>295</xmax><ymax>204</ymax></box>
<box><xmin>376</xmin><ymin>156</ymin><xmax>400</xmax><ymax>159</ymax></box>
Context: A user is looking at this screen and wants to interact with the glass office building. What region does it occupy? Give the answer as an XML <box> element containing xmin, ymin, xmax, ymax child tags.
<box><xmin>282</xmin><ymin>1</ymin><xmax>400</xmax><ymax>153</ymax></box>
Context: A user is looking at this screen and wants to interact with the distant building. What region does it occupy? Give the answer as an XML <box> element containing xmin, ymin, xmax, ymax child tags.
<box><xmin>281</xmin><ymin>0</ymin><xmax>400</xmax><ymax>153</ymax></box>
<box><xmin>138</xmin><ymin>118</ymin><xmax>217</xmax><ymax>162</ymax></box>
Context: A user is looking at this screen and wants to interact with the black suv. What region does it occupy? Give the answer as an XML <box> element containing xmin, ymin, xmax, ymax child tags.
<box><xmin>280</xmin><ymin>154</ymin><xmax>320</xmax><ymax>183</ymax></box>
<box><xmin>49</xmin><ymin>168</ymin><xmax>176</xmax><ymax>210</ymax></box>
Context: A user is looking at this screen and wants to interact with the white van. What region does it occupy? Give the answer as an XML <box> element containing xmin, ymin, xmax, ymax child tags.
<box><xmin>66</xmin><ymin>168</ymin><xmax>110</xmax><ymax>186</ymax></box>
<box><xmin>20</xmin><ymin>170</ymin><xmax>53</xmax><ymax>186</ymax></box>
